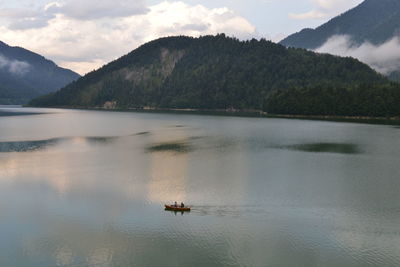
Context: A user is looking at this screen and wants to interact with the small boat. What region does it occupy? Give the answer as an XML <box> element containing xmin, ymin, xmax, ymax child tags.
<box><xmin>165</xmin><ymin>204</ymin><xmax>191</xmax><ymax>212</ymax></box>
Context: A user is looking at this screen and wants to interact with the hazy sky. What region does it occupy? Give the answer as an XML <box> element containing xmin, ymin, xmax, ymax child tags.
<box><xmin>0</xmin><ymin>0</ymin><xmax>363</xmax><ymax>74</ymax></box>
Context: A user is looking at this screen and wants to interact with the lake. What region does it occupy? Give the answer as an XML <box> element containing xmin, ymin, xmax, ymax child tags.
<box><xmin>1</xmin><ymin>106</ymin><xmax>400</xmax><ymax>267</ymax></box>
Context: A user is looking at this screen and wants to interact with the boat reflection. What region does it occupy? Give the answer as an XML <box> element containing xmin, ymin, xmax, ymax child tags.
<box><xmin>164</xmin><ymin>209</ymin><xmax>191</xmax><ymax>216</ymax></box>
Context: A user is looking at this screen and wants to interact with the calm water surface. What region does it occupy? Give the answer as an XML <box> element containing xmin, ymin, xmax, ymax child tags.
<box><xmin>1</xmin><ymin>106</ymin><xmax>400</xmax><ymax>266</ymax></box>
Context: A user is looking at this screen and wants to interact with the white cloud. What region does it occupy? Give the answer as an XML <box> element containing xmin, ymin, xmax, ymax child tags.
<box><xmin>290</xmin><ymin>0</ymin><xmax>362</xmax><ymax>20</ymax></box>
<box><xmin>138</xmin><ymin>2</ymin><xmax>256</xmax><ymax>41</ymax></box>
<box><xmin>289</xmin><ymin>9</ymin><xmax>327</xmax><ymax>20</ymax></box>
<box><xmin>0</xmin><ymin>6</ymin><xmax>54</xmax><ymax>30</ymax></box>
<box><xmin>0</xmin><ymin>1</ymin><xmax>256</xmax><ymax>75</ymax></box>
<box><xmin>316</xmin><ymin>35</ymin><xmax>400</xmax><ymax>75</ymax></box>
<box><xmin>312</xmin><ymin>0</ymin><xmax>346</xmax><ymax>9</ymax></box>
<box><xmin>0</xmin><ymin>54</ymin><xmax>31</xmax><ymax>75</ymax></box>
<box><xmin>0</xmin><ymin>7</ymin><xmax>41</xmax><ymax>18</ymax></box>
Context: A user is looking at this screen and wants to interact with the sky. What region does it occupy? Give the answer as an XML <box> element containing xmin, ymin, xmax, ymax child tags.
<box><xmin>0</xmin><ymin>0</ymin><xmax>363</xmax><ymax>75</ymax></box>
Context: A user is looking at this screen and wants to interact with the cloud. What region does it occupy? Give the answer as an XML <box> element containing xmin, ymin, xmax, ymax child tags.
<box><xmin>45</xmin><ymin>0</ymin><xmax>148</xmax><ymax>20</ymax></box>
<box><xmin>0</xmin><ymin>54</ymin><xmax>31</xmax><ymax>75</ymax></box>
<box><xmin>0</xmin><ymin>0</ymin><xmax>148</xmax><ymax>30</ymax></box>
<box><xmin>312</xmin><ymin>0</ymin><xmax>347</xmax><ymax>9</ymax></box>
<box><xmin>316</xmin><ymin>35</ymin><xmax>400</xmax><ymax>75</ymax></box>
<box><xmin>141</xmin><ymin>2</ymin><xmax>256</xmax><ymax>40</ymax></box>
<box><xmin>0</xmin><ymin>7</ymin><xmax>41</xmax><ymax>18</ymax></box>
<box><xmin>290</xmin><ymin>0</ymin><xmax>362</xmax><ymax>20</ymax></box>
<box><xmin>289</xmin><ymin>9</ymin><xmax>327</xmax><ymax>20</ymax></box>
<box><xmin>0</xmin><ymin>1</ymin><xmax>256</xmax><ymax>75</ymax></box>
<box><xmin>0</xmin><ymin>7</ymin><xmax>54</xmax><ymax>30</ymax></box>
<box><xmin>8</xmin><ymin>17</ymin><xmax>51</xmax><ymax>30</ymax></box>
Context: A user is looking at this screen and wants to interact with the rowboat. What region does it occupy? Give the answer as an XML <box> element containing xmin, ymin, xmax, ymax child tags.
<box><xmin>165</xmin><ymin>205</ymin><xmax>191</xmax><ymax>212</ymax></box>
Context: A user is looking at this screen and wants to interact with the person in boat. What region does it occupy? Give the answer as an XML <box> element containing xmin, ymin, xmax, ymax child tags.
<box><xmin>174</xmin><ymin>201</ymin><xmax>178</xmax><ymax>207</ymax></box>
<box><xmin>180</xmin><ymin>202</ymin><xmax>184</xmax><ymax>208</ymax></box>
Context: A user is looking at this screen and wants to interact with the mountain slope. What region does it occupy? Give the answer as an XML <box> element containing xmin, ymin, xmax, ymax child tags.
<box><xmin>0</xmin><ymin>41</ymin><xmax>80</xmax><ymax>104</ymax></box>
<box><xmin>29</xmin><ymin>35</ymin><xmax>387</xmax><ymax>112</ymax></box>
<box><xmin>280</xmin><ymin>0</ymin><xmax>400</xmax><ymax>49</ymax></box>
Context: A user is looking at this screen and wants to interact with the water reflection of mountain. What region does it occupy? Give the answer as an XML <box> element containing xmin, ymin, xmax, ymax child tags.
<box><xmin>279</xmin><ymin>142</ymin><xmax>362</xmax><ymax>155</ymax></box>
<box><xmin>0</xmin><ymin>138</ymin><xmax>62</xmax><ymax>152</ymax></box>
<box><xmin>0</xmin><ymin>110</ymin><xmax>45</xmax><ymax>117</ymax></box>
<box><xmin>0</xmin><ymin>135</ymin><xmax>130</xmax><ymax>152</ymax></box>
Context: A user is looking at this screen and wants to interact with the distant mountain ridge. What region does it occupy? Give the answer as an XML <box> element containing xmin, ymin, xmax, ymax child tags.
<box><xmin>280</xmin><ymin>0</ymin><xmax>400</xmax><ymax>49</ymax></box>
<box><xmin>0</xmin><ymin>41</ymin><xmax>80</xmax><ymax>104</ymax></box>
<box><xmin>29</xmin><ymin>35</ymin><xmax>394</xmax><ymax>117</ymax></box>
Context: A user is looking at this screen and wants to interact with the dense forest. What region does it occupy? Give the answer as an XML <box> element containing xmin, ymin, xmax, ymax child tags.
<box><xmin>265</xmin><ymin>83</ymin><xmax>400</xmax><ymax>117</ymax></box>
<box><xmin>29</xmin><ymin>34</ymin><xmax>400</xmax><ymax>117</ymax></box>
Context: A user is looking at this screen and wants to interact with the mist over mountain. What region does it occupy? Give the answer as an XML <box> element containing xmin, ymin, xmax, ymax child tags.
<box><xmin>280</xmin><ymin>0</ymin><xmax>400</xmax><ymax>79</ymax></box>
<box><xmin>281</xmin><ymin>0</ymin><xmax>400</xmax><ymax>49</ymax></box>
<box><xmin>0</xmin><ymin>41</ymin><xmax>80</xmax><ymax>104</ymax></box>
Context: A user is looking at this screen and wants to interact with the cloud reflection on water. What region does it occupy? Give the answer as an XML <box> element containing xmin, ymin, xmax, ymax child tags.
<box><xmin>147</xmin><ymin>130</ymin><xmax>189</xmax><ymax>204</ymax></box>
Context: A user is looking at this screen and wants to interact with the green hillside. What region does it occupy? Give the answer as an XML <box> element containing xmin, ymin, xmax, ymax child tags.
<box><xmin>265</xmin><ymin>83</ymin><xmax>400</xmax><ymax>117</ymax></box>
<box><xmin>30</xmin><ymin>34</ymin><xmax>399</xmax><ymax>117</ymax></box>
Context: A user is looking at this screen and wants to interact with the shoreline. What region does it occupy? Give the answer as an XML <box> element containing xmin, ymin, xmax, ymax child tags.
<box><xmin>23</xmin><ymin>105</ymin><xmax>400</xmax><ymax>125</ymax></box>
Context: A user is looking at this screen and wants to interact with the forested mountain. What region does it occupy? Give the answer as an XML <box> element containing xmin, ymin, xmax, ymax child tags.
<box><xmin>0</xmin><ymin>41</ymin><xmax>80</xmax><ymax>104</ymax></box>
<box><xmin>30</xmin><ymin>34</ymin><xmax>398</xmax><ymax>117</ymax></box>
<box><xmin>280</xmin><ymin>0</ymin><xmax>400</xmax><ymax>49</ymax></box>
<box><xmin>265</xmin><ymin>83</ymin><xmax>400</xmax><ymax>117</ymax></box>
